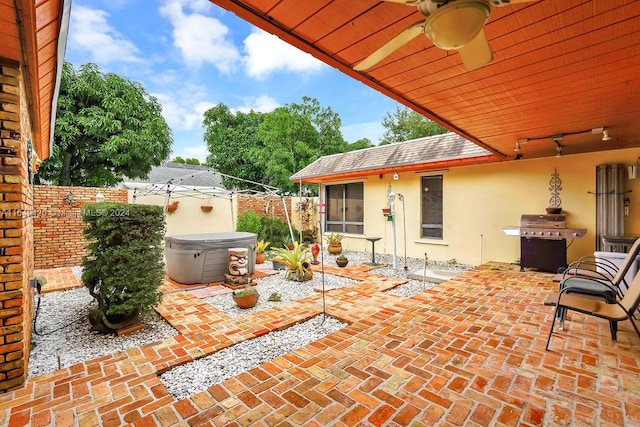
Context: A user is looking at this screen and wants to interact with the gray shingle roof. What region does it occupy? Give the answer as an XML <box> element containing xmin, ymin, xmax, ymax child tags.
<box><xmin>128</xmin><ymin>162</ymin><xmax>223</xmax><ymax>188</ymax></box>
<box><xmin>291</xmin><ymin>133</ymin><xmax>491</xmax><ymax>181</ymax></box>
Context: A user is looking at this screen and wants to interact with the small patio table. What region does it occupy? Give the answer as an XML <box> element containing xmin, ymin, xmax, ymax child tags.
<box><xmin>366</xmin><ymin>237</ymin><xmax>382</xmax><ymax>266</ymax></box>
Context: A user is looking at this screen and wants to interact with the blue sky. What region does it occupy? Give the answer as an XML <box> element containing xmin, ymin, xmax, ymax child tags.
<box><xmin>64</xmin><ymin>0</ymin><xmax>401</xmax><ymax>163</ymax></box>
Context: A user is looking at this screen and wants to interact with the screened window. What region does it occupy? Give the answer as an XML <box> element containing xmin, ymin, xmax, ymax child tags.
<box><xmin>421</xmin><ymin>175</ymin><xmax>443</xmax><ymax>239</ymax></box>
<box><xmin>325</xmin><ymin>182</ymin><xmax>364</xmax><ymax>234</ymax></box>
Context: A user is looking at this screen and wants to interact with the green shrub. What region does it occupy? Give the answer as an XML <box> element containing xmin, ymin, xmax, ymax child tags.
<box><xmin>260</xmin><ymin>216</ymin><xmax>295</xmax><ymax>249</ymax></box>
<box><xmin>236</xmin><ymin>210</ymin><xmax>263</xmax><ymax>236</ymax></box>
<box><xmin>82</xmin><ymin>202</ymin><xmax>165</xmax><ymax>332</ymax></box>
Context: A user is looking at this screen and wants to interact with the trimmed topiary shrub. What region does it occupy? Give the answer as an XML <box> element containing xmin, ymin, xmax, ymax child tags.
<box><xmin>82</xmin><ymin>202</ymin><xmax>165</xmax><ymax>332</ymax></box>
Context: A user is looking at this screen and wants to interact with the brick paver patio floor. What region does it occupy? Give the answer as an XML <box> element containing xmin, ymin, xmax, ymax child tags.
<box><xmin>2</xmin><ymin>262</ymin><xmax>639</xmax><ymax>426</ymax></box>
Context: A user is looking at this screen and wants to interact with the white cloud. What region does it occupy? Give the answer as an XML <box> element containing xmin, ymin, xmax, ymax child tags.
<box><xmin>243</xmin><ymin>29</ymin><xmax>325</xmax><ymax>79</ymax></box>
<box><xmin>69</xmin><ymin>5</ymin><xmax>141</xmax><ymax>64</ymax></box>
<box><xmin>159</xmin><ymin>0</ymin><xmax>240</xmax><ymax>72</ymax></box>
<box><xmin>231</xmin><ymin>95</ymin><xmax>280</xmax><ymax>114</ymax></box>
<box><xmin>342</xmin><ymin>121</ymin><xmax>385</xmax><ymax>144</ymax></box>
<box><xmin>151</xmin><ymin>83</ymin><xmax>211</xmax><ymax>131</ymax></box>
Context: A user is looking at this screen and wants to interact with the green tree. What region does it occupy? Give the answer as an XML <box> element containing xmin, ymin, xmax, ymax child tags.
<box><xmin>203</xmin><ymin>97</ymin><xmax>347</xmax><ymax>193</ymax></box>
<box><xmin>256</xmin><ymin>107</ymin><xmax>319</xmax><ymax>193</ymax></box>
<box><xmin>203</xmin><ymin>104</ymin><xmax>266</xmax><ymax>189</ymax></box>
<box><xmin>185</xmin><ymin>158</ymin><xmax>200</xmax><ymax>165</ymax></box>
<box><xmin>172</xmin><ymin>156</ymin><xmax>185</xmax><ymax>164</ymax></box>
<box><xmin>289</xmin><ymin>96</ymin><xmax>347</xmax><ymax>156</ymax></box>
<box><xmin>346</xmin><ymin>138</ymin><xmax>374</xmax><ymax>151</ymax></box>
<box><xmin>37</xmin><ymin>62</ymin><xmax>172</xmax><ymax>186</ymax></box>
<box><xmin>379</xmin><ymin>106</ymin><xmax>448</xmax><ymax>145</ymax></box>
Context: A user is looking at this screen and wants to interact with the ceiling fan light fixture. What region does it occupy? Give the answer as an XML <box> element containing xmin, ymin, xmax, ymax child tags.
<box><xmin>425</xmin><ymin>0</ymin><xmax>491</xmax><ymax>50</ymax></box>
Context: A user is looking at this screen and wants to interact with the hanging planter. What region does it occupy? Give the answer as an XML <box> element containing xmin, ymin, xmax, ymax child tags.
<box><xmin>382</xmin><ymin>208</ymin><xmax>391</xmax><ymax>216</ymax></box>
<box><xmin>166</xmin><ymin>201</ymin><xmax>179</xmax><ymax>213</ymax></box>
<box><xmin>200</xmin><ymin>205</ymin><xmax>213</xmax><ymax>213</ymax></box>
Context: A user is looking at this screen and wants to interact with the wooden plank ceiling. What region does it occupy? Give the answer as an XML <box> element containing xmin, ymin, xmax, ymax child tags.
<box><xmin>209</xmin><ymin>0</ymin><xmax>640</xmax><ymax>162</ymax></box>
<box><xmin>0</xmin><ymin>0</ymin><xmax>64</xmax><ymax>159</ymax></box>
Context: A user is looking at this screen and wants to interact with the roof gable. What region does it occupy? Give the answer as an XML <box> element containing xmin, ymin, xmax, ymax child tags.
<box><xmin>292</xmin><ymin>133</ymin><xmax>493</xmax><ymax>182</ymax></box>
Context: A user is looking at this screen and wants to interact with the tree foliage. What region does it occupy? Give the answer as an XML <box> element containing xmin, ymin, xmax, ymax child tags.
<box><xmin>203</xmin><ymin>104</ymin><xmax>266</xmax><ymax>189</ymax></box>
<box><xmin>379</xmin><ymin>106</ymin><xmax>448</xmax><ymax>145</ymax></box>
<box><xmin>38</xmin><ymin>62</ymin><xmax>172</xmax><ymax>186</ymax></box>
<box><xmin>203</xmin><ymin>97</ymin><xmax>347</xmax><ymax>194</ymax></box>
<box><xmin>172</xmin><ymin>156</ymin><xmax>200</xmax><ymax>165</ymax></box>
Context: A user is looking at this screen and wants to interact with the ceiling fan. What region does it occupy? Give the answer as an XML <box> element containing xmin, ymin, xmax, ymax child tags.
<box><xmin>354</xmin><ymin>0</ymin><xmax>535</xmax><ymax>72</ymax></box>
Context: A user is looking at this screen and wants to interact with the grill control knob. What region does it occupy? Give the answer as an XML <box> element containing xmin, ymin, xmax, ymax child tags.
<box><xmin>556</xmin><ymin>232</ymin><xmax>562</xmax><ymax>237</ymax></box>
<box><xmin>521</xmin><ymin>230</ymin><xmax>527</xmax><ymax>235</ymax></box>
<box><xmin>538</xmin><ymin>231</ymin><xmax>544</xmax><ymax>236</ymax></box>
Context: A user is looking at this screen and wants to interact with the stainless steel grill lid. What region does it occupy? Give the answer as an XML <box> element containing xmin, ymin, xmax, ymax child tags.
<box><xmin>520</xmin><ymin>214</ymin><xmax>566</xmax><ymax>229</ymax></box>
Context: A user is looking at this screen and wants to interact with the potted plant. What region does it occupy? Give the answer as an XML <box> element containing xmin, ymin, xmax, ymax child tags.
<box><xmin>255</xmin><ymin>240</ymin><xmax>270</xmax><ymax>264</ymax></box>
<box><xmin>232</xmin><ymin>285</ymin><xmax>259</xmax><ymax>309</ymax></box>
<box><xmin>336</xmin><ymin>254</ymin><xmax>349</xmax><ymax>267</ymax></box>
<box><xmin>271</xmin><ymin>242</ymin><xmax>313</xmax><ymax>281</ymax></box>
<box><xmin>325</xmin><ymin>233</ymin><xmax>344</xmax><ymax>255</ymax></box>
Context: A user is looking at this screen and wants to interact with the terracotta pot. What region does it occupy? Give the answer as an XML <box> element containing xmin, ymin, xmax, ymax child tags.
<box><xmin>256</xmin><ymin>252</ymin><xmax>266</xmax><ymax>264</ymax></box>
<box><xmin>382</xmin><ymin>208</ymin><xmax>391</xmax><ymax>216</ymax></box>
<box><xmin>328</xmin><ymin>244</ymin><xmax>342</xmax><ymax>255</ymax></box>
<box><xmin>336</xmin><ymin>258</ymin><xmax>348</xmax><ymax>267</ymax></box>
<box><xmin>200</xmin><ymin>205</ymin><xmax>213</xmax><ymax>213</ymax></box>
<box><xmin>233</xmin><ymin>291</ymin><xmax>258</xmax><ymax>309</ymax></box>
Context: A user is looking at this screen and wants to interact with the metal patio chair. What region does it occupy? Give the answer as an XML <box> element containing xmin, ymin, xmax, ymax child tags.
<box><xmin>546</xmin><ymin>270</ymin><xmax>640</xmax><ymax>350</ymax></box>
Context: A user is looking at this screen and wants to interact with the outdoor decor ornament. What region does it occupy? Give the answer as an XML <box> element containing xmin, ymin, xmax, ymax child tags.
<box><xmin>310</xmin><ymin>243</ymin><xmax>320</xmax><ymax>265</ymax></box>
<box><xmin>224</xmin><ymin>247</ymin><xmax>253</xmax><ymax>288</ymax></box>
<box><xmin>546</xmin><ymin>168</ymin><xmax>562</xmax><ymax>214</ymax></box>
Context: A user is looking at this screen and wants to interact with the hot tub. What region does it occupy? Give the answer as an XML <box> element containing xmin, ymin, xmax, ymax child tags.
<box><xmin>165</xmin><ymin>232</ymin><xmax>257</xmax><ymax>284</ymax></box>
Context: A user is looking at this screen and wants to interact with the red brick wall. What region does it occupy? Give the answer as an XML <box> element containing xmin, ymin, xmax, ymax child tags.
<box><xmin>236</xmin><ymin>194</ymin><xmax>292</xmax><ymax>223</ymax></box>
<box><xmin>0</xmin><ymin>60</ymin><xmax>33</xmax><ymax>391</ymax></box>
<box><xmin>33</xmin><ymin>186</ymin><xmax>128</xmax><ymax>269</ymax></box>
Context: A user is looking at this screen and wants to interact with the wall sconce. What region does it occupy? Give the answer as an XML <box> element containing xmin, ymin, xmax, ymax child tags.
<box><xmin>95</xmin><ymin>192</ymin><xmax>105</xmax><ymax>203</ymax></box>
<box><xmin>602</xmin><ymin>128</ymin><xmax>611</xmax><ymax>141</ymax></box>
<box><xmin>393</xmin><ymin>172</ymin><xmax>399</xmax><ymax>181</ymax></box>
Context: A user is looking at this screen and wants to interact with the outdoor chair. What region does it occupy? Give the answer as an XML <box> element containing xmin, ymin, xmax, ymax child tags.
<box><xmin>553</xmin><ymin>237</ymin><xmax>640</xmax><ymax>289</ymax></box>
<box><xmin>555</xmin><ymin>237</ymin><xmax>640</xmax><ymax>307</ymax></box>
<box><xmin>545</xmin><ymin>270</ymin><xmax>640</xmax><ymax>350</ymax></box>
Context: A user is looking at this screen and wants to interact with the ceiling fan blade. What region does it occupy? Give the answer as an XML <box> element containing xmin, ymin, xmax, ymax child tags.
<box><xmin>354</xmin><ymin>21</ymin><xmax>425</xmax><ymax>71</ymax></box>
<box><xmin>458</xmin><ymin>28</ymin><xmax>493</xmax><ymax>70</ymax></box>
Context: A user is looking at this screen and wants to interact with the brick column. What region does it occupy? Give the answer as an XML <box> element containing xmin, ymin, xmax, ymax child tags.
<box><xmin>0</xmin><ymin>60</ymin><xmax>35</xmax><ymax>391</ymax></box>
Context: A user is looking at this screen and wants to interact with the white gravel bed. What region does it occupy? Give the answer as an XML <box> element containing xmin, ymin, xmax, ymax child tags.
<box><xmin>159</xmin><ymin>315</ymin><xmax>346</xmax><ymax>400</ymax></box>
<box><xmin>203</xmin><ymin>270</ymin><xmax>355</xmax><ymax>317</ymax></box>
<box><xmin>27</xmin><ymin>252</ymin><xmax>473</xmax><ymax>381</ymax></box>
<box><xmin>28</xmin><ymin>286</ymin><xmax>179</xmax><ymax>378</ymax></box>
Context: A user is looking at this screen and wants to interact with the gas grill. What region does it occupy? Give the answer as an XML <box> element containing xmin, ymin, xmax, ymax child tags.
<box><xmin>503</xmin><ymin>214</ymin><xmax>587</xmax><ymax>272</ymax></box>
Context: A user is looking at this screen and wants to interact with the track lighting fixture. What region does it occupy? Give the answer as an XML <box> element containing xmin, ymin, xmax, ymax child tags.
<box><xmin>515</xmin><ymin>126</ymin><xmax>609</xmax><ymax>157</ymax></box>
